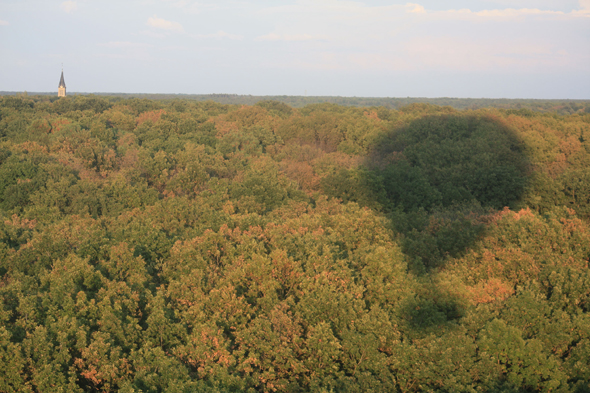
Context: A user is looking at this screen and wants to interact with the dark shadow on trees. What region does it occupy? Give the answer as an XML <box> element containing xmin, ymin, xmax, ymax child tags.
<box><xmin>368</xmin><ymin>113</ymin><xmax>529</xmax><ymax>212</ymax></box>
<box><xmin>324</xmin><ymin>113</ymin><xmax>531</xmax><ymax>274</ymax></box>
<box><xmin>398</xmin><ymin>286</ymin><xmax>467</xmax><ymax>336</ymax></box>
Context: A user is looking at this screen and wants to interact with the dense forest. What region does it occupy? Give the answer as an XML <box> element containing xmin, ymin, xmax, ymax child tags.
<box><xmin>1</xmin><ymin>94</ymin><xmax>590</xmax><ymax>392</ymax></box>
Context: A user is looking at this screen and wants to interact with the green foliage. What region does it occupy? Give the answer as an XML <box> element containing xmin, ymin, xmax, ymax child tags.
<box><xmin>0</xmin><ymin>148</ymin><xmax>53</xmax><ymax>211</ymax></box>
<box><xmin>229</xmin><ymin>158</ymin><xmax>305</xmax><ymax>214</ymax></box>
<box><xmin>477</xmin><ymin>318</ymin><xmax>567</xmax><ymax>391</ymax></box>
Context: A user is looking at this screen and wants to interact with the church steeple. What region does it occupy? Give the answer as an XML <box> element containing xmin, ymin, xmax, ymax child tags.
<box><xmin>58</xmin><ymin>67</ymin><xmax>66</xmax><ymax>97</ymax></box>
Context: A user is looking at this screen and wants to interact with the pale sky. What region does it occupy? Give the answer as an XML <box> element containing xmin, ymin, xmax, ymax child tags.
<box><xmin>1</xmin><ymin>0</ymin><xmax>589</xmax><ymax>98</ymax></box>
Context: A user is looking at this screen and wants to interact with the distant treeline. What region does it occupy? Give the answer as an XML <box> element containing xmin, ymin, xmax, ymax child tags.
<box><xmin>3</xmin><ymin>91</ymin><xmax>590</xmax><ymax>115</ymax></box>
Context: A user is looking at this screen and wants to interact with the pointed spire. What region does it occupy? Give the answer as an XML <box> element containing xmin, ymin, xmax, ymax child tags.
<box><xmin>59</xmin><ymin>68</ymin><xmax>66</xmax><ymax>89</ymax></box>
<box><xmin>58</xmin><ymin>66</ymin><xmax>67</xmax><ymax>97</ymax></box>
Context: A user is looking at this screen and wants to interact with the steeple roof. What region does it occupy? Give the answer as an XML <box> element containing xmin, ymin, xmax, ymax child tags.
<box><xmin>59</xmin><ymin>70</ymin><xmax>66</xmax><ymax>89</ymax></box>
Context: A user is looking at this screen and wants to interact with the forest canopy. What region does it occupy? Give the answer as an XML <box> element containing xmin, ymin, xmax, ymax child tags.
<box><xmin>1</xmin><ymin>94</ymin><xmax>590</xmax><ymax>392</ymax></box>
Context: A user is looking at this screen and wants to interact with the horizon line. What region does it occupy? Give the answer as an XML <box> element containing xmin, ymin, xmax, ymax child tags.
<box><xmin>1</xmin><ymin>91</ymin><xmax>589</xmax><ymax>101</ymax></box>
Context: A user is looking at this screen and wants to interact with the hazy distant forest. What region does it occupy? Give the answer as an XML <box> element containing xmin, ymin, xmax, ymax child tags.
<box><xmin>1</xmin><ymin>94</ymin><xmax>590</xmax><ymax>392</ymax></box>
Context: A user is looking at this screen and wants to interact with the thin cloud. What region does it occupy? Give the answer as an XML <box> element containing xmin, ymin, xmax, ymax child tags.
<box><xmin>439</xmin><ymin>4</ymin><xmax>590</xmax><ymax>18</ymax></box>
<box><xmin>483</xmin><ymin>0</ymin><xmax>579</xmax><ymax>9</ymax></box>
<box><xmin>147</xmin><ymin>16</ymin><xmax>184</xmax><ymax>32</ymax></box>
<box><xmin>260</xmin><ymin>1</ymin><xmax>585</xmax><ymax>22</ymax></box>
<box><xmin>251</xmin><ymin>0</ymin><xmax>587</xmax><ymax>75</ymax></box>
<box><xmin>572</xmin><ymin>0</ymin><xmax>590</xmax><ymax>15</ymax></box>
<box><xmin>60</xmin><ymin>1</ymin><xmax>78</xmax><ymax>13</ymax></box>
<box><xmin>252</xmin><ymin>1</ymin><xmax>585</xmax><ymax>56</ymax></box>
<box><xmin>406</xmin><ymin>3</ymin><xmax>426</xmax><ymax>14</ymax></box>
<box><xmin>474</xmin><ymin>8</ymin><xmax>564</xmax><ymax>17</ymax></box>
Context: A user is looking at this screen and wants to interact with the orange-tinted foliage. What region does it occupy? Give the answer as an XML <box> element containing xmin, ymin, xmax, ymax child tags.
<box><xmin>136</xmin><ymin>109</ymin><xmax>166</xmax><ymax>126</ymax></box>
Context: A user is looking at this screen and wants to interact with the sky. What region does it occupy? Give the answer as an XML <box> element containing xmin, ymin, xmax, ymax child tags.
<box><xmin>0</xmin><ymin>0</ymin><xmax>589</xmax><ymax>98</ymax></box>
